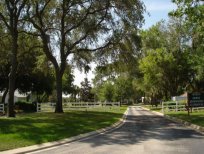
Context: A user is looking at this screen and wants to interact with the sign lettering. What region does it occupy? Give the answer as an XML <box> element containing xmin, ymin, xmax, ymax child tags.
<box><xmin>188</xmin><ymin>92</ymin><xmax>204</xmax><ymax>107</ymax></box>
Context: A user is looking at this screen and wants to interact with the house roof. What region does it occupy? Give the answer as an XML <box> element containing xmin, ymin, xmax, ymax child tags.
<box><xmin>180</xmin><ymin>92</ymin><xmax>187</xmax><ymax>97</ymax></box>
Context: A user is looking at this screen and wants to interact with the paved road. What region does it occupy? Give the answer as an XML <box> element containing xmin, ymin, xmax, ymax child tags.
<box><xmin>29</xmin><ymin>106</ymin><xmax>204</xmax><ymax>154</ymax></box>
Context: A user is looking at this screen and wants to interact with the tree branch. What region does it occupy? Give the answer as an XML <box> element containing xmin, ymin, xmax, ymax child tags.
<box><xmin>26</xmin><ymin>2</ymin><xmax>59</xmax><ymax>70</ymax></box>
<box><xmin>75</xmin><ymin>40</ymin><xmax>113</xmax><ymax>53</ymax></box>
<box><xmin>39</xmin><ymin>0</ymin><xmax>51</xmax><ymax>15</ymax></box>
<box><xmin>0</xmin><ymin>13</ymin><xmax>10</xmax><ymax>29</ymax></box>
<box><xmin>67</xmin><ymin>5</ymin><xmax>109</xmax><ymax>55</ymax></box>
<box><xmin>17</xmin><ymin>0</ymin><xmax>27</xmax><ymax>18</ymax></box>
<box><xmin>64</xmin><ymin>2</ymin><xmax>110</xmax><ymax>34</ymax></box>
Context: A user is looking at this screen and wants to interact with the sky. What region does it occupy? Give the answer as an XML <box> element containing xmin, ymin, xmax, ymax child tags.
<box><xmin>73</xmin><ymin>0</ymin><xmax>177</xmax><ymax>86</ymax></box>
<box><xmin>143</xmin><ymin>0</ymin><xmax>177</xmax><ymax>29</ymax></box>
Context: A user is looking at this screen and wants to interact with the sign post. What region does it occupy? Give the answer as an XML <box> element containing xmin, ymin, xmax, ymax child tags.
<box><xmin>187</xmin><ymin>92</ymin><xmax>204</xmax><ymax>115</ymax></box>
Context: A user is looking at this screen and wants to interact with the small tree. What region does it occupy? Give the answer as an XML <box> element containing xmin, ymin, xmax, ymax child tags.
<box><xmin>80</xmin><ymin>78</ymin><xmax>94</xmax><ymax>102</ymax></box>
<box><xmin>114</xmin><ymin>76</ymin><xmax>133</xmax><ymax>104</ymax></box>
<box><xmin>99</xmin><ymin>81</ymin><xmax>115</xmax><ymax>102</ymax></box>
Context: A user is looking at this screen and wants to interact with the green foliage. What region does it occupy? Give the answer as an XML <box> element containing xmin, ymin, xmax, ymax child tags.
<box><xmin>141</xmin><ymin>21</ymin><xmax>166</xmax><ymax>50</ymax></box>
<box><xmin>0</xmin><ymin>29</ymin><xmax>55</xmax><ymax>96</ymax></box>
<box><xmin>170</xmin><ymin>0</ymin><xmax>204</xmax><ymax>91</ymax></box>
<box><xmin>80</xmin><ymin>78</ymin><xmax>94</xmax><ymax>102</ymax></box>
<box><xmin>31</xmin><ymin>70</ymin><xmax>54</xmax><ymax>96</ymax></box>
<box><xmin>138</xmin><ymin>48</ymin><xmax>192</xmax><ymax>98</ymax></box>
<box><xmin>92</xmin><ymin>29</ymin><xmax>143</xmax><ymax>103</ymax></box>
<box><xmin>138</xmin><ymin>19</ymin><xmax>194</xmax><ymax>100</ymax></box>
<box><xmin>114</xmin><ymin>76</ymin><xmax>134</xmax><ymax>102</ymax></box>
<box><xmin>93</xmin><ymin>75</ymin><xmax>136</xmax><ymax>103</ymax></box>
<box><xmin>24</xmin><ymin>0</ymin><xmax>145</xmax><ymax>111</ymax></box>
<box><xmin>98</xmin><ymin>81</ymin><xmax>115</xmax><ymax>102</ymax></box>
<box><xmin>170</xmin><ymin>0</ymin><xmax>204</xmax><ymax>36</ymax></box>
<box><xmin>62</xmin><ymin>67</ymin><xmax>75</xmax><ymax>95</ymax></box>
<box><xmin>90</xmin><ymin>1</ymin><xmax>204</xmax><ymax>104</ymax></box>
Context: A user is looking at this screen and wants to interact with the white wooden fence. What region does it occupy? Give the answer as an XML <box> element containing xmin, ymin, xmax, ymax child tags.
<box><xmin>37</xmin><ymin>102</ymin><xmax>120</xmax><ymax>112</ymax></box>
<box><xmin>162</xmin><ymin>101</ymin><xmax>204</xmax><ymax>113</ymax></box>
<box><xmin>0</xmin><ymin>104</ymin><xmax>4</xmax><ymax>113</ymax></box>
<box><xmin>162</xmin><ymin>101</ymin><xmax>185</xmax><ymax>113</ymax></box>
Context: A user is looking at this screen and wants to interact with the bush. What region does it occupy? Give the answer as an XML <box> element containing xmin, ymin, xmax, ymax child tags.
<box><xmin>15</xmin><ymin>101</ymin><xmax>36</xmax><ymax>112</ymax></box>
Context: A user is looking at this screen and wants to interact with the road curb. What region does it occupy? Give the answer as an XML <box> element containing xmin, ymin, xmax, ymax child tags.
<box><xmin>0</xmin><ymin>109</ymin><xmax>128</xmax><ymax>154</ymax></box>
<box><xmin>141</xmin><ymin>106</ymin><xmax>204</xmax><ymax>134</ymax></box>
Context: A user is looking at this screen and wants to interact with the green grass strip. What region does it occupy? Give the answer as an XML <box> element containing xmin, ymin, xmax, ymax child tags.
<box><xmin>166</xmin><ymin>111</ymin><xmax>204</xmax><ymax>127</ymax></box>
<box><xmin>0</xmin><ymin>106</ymin><xmax>127</xmax><ymax>151</ymax></box>
<box><xmin>143</xmin><ymin>105</ymin><xmax>204</xmax><ymax>128</ymax></box>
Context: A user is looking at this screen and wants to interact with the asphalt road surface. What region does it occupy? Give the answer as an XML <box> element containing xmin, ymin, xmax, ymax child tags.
<box><xmin>29</xmin><ymin>106</ymin><xmax>204</xmax><ymax>154</ymax></box>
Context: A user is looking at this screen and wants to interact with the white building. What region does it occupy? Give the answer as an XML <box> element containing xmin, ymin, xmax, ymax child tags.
<box><xmin>0</xmin><ymin>90</ymin><xmax>28</xmax><ymax>103</ymax></box>
<box><xmin>172</xmin><ymin>93</ymin><xmax>187</xmax><ymax>102</ymax></box>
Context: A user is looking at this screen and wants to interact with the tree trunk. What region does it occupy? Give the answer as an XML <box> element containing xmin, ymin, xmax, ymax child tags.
<box><xmin>55</xmin><ymin>70</ymin><xmax>63</xmax><ymax>113</ymax></box>
<box><xmin>7</xmin><ymin>35</ymin><xmax>18</xmax><ymax>117</ymax></box>
<box><xmin>8</xmin><ymin>73</ymin><xmax>16</xmax><ymax>117</ymax></box>
<box><xmin>1</xmin><ymin>88</ymin><xmax>8</xmax><ymax>104</ymax></box>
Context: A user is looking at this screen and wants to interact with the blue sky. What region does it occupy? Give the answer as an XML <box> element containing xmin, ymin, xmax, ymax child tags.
<box><xmin>74</xmin><ymin>0</ymin><xmax>177</xmax><ymax>86</ymax></box>
<box><xmin>142</xmin><ymin>0</ymin><xmax>177</xmax><ymax>29</ymax></box>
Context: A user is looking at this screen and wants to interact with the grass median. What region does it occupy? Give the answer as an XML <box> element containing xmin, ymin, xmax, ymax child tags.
<box><xmin>0</xmin><ymin>106</ymin><xmax>127</xmax><ymax>151</ymax></box>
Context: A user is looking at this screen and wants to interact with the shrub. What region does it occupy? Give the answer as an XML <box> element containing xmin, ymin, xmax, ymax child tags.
<box><xmin>15</xmin><ymin>101</ymin><xmax>36</xmax><ymax>112</ymax></box>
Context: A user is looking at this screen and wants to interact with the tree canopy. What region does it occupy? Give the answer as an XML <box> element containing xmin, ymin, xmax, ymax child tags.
<box><xmin>25</xmin><ymin>0</ymin><xmax>145</xmax><ymax>112</ymax></box>
<box><xmin>1</xmin><ymin>0</ymin><xmax>203</xmax><ymax>115</ymax></box>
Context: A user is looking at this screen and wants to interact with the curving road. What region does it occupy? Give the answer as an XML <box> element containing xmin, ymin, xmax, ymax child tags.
<box><xmin>29</xmin><ymin>106</ymin><xmax>204</xmax><ymax>154</ymax></box>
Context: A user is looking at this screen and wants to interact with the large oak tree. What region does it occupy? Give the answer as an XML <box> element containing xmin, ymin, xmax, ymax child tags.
<box><xmin>26</xmin><ymin>0</ymin><xmax>145</xmax><ymax>113</ymax></box>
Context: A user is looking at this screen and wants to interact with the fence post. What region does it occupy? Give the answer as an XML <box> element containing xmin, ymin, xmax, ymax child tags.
<box><xmin>162</xmin><ymin>101</ymin><xmax>164</xmax><ymax>113</ymax></box>
<box><xmin>37</xmin><ymin>103</ymin><xmax>41</xmax><ymax>112</ymax></box>
<box><xmin>0</xmin><ymin>104</ymin><xmax>4</xmax><ymax>113</ymax></box>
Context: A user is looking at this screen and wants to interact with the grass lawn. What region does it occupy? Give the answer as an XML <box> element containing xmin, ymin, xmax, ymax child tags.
<box><xmin>0</xmin><ymin>106</ymin><xmax>127</xmax><ymax>151</ymax></box>
<box><xmin>166</xmin><ymin>110</ymin><xmax>204</xmax><ymax>127</ymax></box>
<box><xmin>143</xmin><ymin>105</ymin><xmax>204</xmax><ymax>127</ymax></box>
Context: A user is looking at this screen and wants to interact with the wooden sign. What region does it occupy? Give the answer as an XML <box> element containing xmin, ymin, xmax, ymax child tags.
<box><xmin>188</xmin><ymin>92</ymin><xmax>204</xmax><ymax>107</ymax></box>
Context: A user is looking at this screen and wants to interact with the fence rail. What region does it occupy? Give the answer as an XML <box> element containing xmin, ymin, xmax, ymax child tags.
<box><xmin>37</xmin><ymin>102</ymin><xmax>120</xmax><ymax>112</ymax></box>
<box><xmin>162</xmin><ymin>101</ymin><xmax>204</xmax><ymax>113</ymax></box>
<box><xmin>0</xmin><ymin>104</ymin><xmax>4</xmax><ymax>113</ymax></box>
